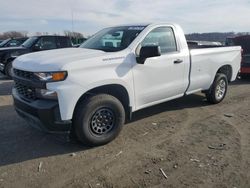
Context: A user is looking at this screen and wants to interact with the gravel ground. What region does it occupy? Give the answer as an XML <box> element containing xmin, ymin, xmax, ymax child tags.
<box><xmin>0</xmin><ymin>73</ymin><xmax>250</xmax><ymax>188</ymax></box>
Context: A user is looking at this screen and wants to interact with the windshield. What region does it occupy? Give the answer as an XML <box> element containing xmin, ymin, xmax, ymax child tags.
<box><xmin>22</xmin><ymin>37</ymin><xmax>38</xmax><ymax>48</ymax></box>
<box><xmin>0</xmin><ymin>39</ymin><xmax>10</xmax><ymax>47</ymax></box>
<box><xmin>80</xmin><ymin>26</ymin><xmax>146</xmax><ymax>52</ymax></box>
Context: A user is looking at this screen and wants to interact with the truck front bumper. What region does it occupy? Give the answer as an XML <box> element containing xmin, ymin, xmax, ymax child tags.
<box><xmin>13</xmin><ymin>88</ymin><xmax>72</xmax><ymax>133</ymax></box>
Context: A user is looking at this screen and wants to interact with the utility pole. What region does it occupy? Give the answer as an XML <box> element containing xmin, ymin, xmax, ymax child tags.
<box><xmin>71</xmin><ymin>9</ymin><xmax>74</xmax><ymax>34</ymax></box>
<box><xmin>71</xmin><ymin>5</ymin><xmax>75</xmax><ymax>44</ymax></box>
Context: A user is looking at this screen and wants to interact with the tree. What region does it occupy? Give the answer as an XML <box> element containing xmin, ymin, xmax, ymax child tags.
<box><xmin>63</xmin><ymin>30</ymin><xmax>84</xmax><ymax>38</ymax></box>
<box><xmin>0</xmin><ymin>31</ymin><xmax>28</xmax><ymax>39</ymax></box>
<box><xmin>63</xmin><ymin>30</ymin><xmax>86</xmax><ymax>45</ymax></box>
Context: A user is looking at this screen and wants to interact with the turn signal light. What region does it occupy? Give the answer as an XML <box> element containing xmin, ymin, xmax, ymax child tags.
<box><xmin>52</xmin><ymin>72</ymin><xmax>67</xmax><ymax>81</ymax></box>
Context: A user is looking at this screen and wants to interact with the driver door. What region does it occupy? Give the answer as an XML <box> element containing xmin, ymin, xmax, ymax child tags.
<box><xmin>132</xmin><ymin>27</ymin><xmax>188</xmax><ymax>109</ymax></box>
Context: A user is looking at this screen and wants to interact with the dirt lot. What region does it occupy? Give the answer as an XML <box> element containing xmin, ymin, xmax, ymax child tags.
<box><xmin>0</xmin><ymin>73</ymin><xmax>250</xmax><ymax>188</ymax></box>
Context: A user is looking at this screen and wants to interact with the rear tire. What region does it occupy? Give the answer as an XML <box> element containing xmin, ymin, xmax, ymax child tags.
<box><xmin>205</xmin><ymin>73</ymin><xmax>228</xmax><ymax>104</ymax></box>
<box><xmin>73</xmin><ymin>94</ymin><xmax>125</xmax><ymax>146</ymax></box>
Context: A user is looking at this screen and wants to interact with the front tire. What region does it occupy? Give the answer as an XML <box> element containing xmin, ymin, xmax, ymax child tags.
<box><xmin>205</xmin><ymin>73</ymin><xmax>228</xmax><ymax>104</ymax></box>
<box><xmin>73</xmin><ymin>94</ymin><xmax>125</xmax><ymax>146</ymax></box>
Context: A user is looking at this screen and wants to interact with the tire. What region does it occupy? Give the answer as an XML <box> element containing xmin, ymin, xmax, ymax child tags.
<box><xmin>205</xmin><ymin>73</ymin><xmax>228</xmax><ymax>104</ymax></box>
<box><xmin>5</xmin><ymin>61</ymin><xmax>13</xmax><ymax>78</ymax></box>
<box><xmin>73</xmin><ymin>94</ymin><xmax>125</xmax><ymax>146</ymax></box>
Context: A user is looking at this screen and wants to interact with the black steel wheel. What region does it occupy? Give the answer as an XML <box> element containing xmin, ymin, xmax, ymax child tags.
<box><xmin>73</xmin><ymin>94</ymin><xmax>125</xmax><ymax>146</ymax></box>
<box><xmin>90</xmin><ymin>107</ymin><xmax>115</xmax><ymax>135</ymax></box>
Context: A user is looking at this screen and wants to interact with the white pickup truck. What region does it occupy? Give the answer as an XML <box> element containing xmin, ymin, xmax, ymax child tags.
<box><xmin>12</xmin><ymin>23</ymin><xmax>241</xmax><ymax>146</ymax></box>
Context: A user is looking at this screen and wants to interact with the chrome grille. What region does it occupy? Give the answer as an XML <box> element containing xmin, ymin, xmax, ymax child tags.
<box><xmin>15</xmin><ymin>81</ymin><xmax>36</xmax><ymax>100</ymax></box>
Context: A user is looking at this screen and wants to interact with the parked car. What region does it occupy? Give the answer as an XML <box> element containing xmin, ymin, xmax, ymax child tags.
<box><xmin>0</xmin><ymin>35</ymin><xmax>72</xmax><ymax>77</ymax></box>
<box><xmin>12</xmin><ymin>23</ymin><xmax>241</xmax><ymax>146</ymax></box>
<box><xmin>226</xmin><ymin>35</ymin><xmax>250</xmax><ymax>78</ymax></box>
<box><xmin>0</xmin><ymin>37</ymin><xmax>28</xmax><ymax>48</ymax></box>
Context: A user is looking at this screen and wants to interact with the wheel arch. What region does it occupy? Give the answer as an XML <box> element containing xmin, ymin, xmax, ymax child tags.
<box><xmin>73</xmin><ymin>84</ymin><xmax>132</xmax><ymax>120</ymax></box>
<box><xmin>216</xmin><ymin>64</ymin><xmax>233</xmax><ymax>82</ymax></box>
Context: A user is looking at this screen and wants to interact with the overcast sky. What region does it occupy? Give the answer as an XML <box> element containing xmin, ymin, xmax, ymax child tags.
<box><xmin>0</xmin><ymin>0</ymin><xmax>249</xmax><ymax>36</ymax></box>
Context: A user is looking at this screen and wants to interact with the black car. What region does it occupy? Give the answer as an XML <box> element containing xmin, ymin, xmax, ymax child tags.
<box><xmin>0</xmin><ymin>35</ymin><xmax>72</xmax><ymax>77</ymax></box>
<box><xmin>0</xmin><ymin>37</ymin><xmax>28</xmax><ymax>48</ymax></box>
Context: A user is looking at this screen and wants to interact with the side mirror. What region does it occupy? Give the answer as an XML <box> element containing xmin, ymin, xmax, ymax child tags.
<box><xmin>137</xmin><ymin>45</ymin><xmax>161</xmax><ymax>64</ymax></box>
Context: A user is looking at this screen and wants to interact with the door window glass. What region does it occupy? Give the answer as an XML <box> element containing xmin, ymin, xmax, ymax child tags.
<box><xmin>141</xmin><ymin>27</ymin><xmax>177</xmax><ymax>54</ymax></box>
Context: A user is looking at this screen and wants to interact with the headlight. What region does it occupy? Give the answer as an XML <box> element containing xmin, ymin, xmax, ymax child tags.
<box><xmin>34</xmin><ymin>71</ymin><xmax>67</xmax><ymax>82</ymax></box>
<box><xmin>36</xmin><ymin>89</ymin><xmax>57</xmax><ymax>100</ymax></box>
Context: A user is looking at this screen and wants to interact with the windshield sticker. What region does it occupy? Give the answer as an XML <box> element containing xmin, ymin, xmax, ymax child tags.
<box><xmin>128</xmin><ymin>26</ymin><xmax>145</xmax><ymax>31</ymax></box>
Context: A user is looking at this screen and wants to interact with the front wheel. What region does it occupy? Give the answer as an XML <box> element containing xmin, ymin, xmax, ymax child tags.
<box><xmin>73</xmin><ymin>94</ymin><xmax>125</xmax><ymax>146</ymax></box>
<box><xmin>205</xmin><ymin>73</ymin><xmax>228</xmax><ymax>104</ymax></box>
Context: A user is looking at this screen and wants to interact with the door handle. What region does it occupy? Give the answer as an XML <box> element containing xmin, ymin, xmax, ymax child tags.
<box><xmin>174</xmin><ymin>59</ymin><xmax>183</xmax><ymax>64</ymax></box>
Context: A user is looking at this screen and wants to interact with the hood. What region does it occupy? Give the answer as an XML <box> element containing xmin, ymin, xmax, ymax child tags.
<box><xmin>13</xmin><ymin>48</ymin><xmax>107</xmax><ymax>72</ymax></box>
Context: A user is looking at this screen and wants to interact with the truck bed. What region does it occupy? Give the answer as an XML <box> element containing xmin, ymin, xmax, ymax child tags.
<box><xmin>186</xmin><ymin>46</ymin><xmax>241</xmax><ymax>94</ymax></box>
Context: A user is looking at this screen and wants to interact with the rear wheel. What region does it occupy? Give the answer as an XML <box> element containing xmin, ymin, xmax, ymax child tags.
<box><xmin>205</xmin><ymin>73</ymin><xmax>228</xmax><ymax>104</ymax></box>
<box><xmin>73</xmin><ymin>94</ymin><xmax>125</xmax><ymax>146</ymax></box>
